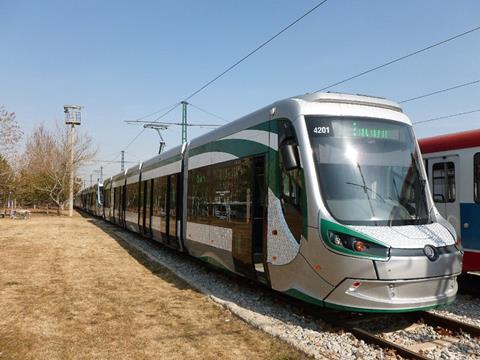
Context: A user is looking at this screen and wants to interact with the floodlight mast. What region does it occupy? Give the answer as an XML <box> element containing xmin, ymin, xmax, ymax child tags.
<box><xmin>64</xmin><ymin>105</ymin><xmax>82</xmax><ymax>217</ymax></box>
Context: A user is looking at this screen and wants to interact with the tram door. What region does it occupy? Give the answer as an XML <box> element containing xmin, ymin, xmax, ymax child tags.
<box><xmin>167</xmin><ymin>174</ymin><xmax>180</xmax><ymax>249</ymax></box>
<box><xmin>252</xmin><ymin>155</ymin><xmax>267</xmax><ymax>280</ymax></box>
<box><xmin>143</xmin><ymin>180</ymin><xmax>153</xmax><ymax>237</ymax></box>
<box><xmin>429</xmin><ymin>155</ymin><xmax>460</xmax><ymax>234</ymax></box>
<box><xmin>231</xmin><ymin>156</ymin><xmax>267</xmax><ymax>281</ymax></box>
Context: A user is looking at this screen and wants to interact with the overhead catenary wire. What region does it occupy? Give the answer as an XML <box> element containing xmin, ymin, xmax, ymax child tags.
<box><xmin>122</xmin><ymin>102</ymin><xmax>181</xmax><ymax>153</ymax></box>
<box><xmin>125</xmin><ymin>119</ymin><xmax>221</xmax><ymax>127</ymax></box>
<box><xmin>115</xmin><ymin>1</ymin><xmax>329</xmax><ymax>157</ymax></box>
<box><xmin>183</xmin><ymin>0</ymin><xmax>329</xmax><ymax>102</ymax></box>
<box><xmin>413</xmin><ymin>108</ymin><xmax>480</xmax><ymax>125</ymax></box>
<box><xmin>316</xmin><ymin>25</ymin><xmax>480</xmax><ymax>92</ymax></box>
<box><xmin>83</xmin><ymin>159</ymin><xmax>138</xmax><ymax>164</ymax></box>
<box><xmin>189</xmin><ymin>103</ymin><xmax>229</xmax><ymax>123</ymax></box>
<box><xmin>399</xmin><ymin>79</ymin><xmax>480</xmax><ymax>104</ymax></box>
<box><xmin>126</xmin><ymin>102</ymin><xmax>182</xmax><ymax>122</ymax></box>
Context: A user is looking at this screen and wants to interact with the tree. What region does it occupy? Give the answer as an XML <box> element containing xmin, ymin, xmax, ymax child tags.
<box><xmin>19</xmin><ymin>124</ymin><xmax>96</xmax><ymax>212</ymax></box>
<box><xmin>0</xmin><ymin>155</ymin><xmax>14</xmax><ymax>208</ymax></box>
<box><xmin>0</xmin><ymin>106</ymin><xmax>22</xmax><ymax>208</ymax></box>
<box><xmin>0</xmin><ymin>106</ymin><xmax>22</xmax><ymax>160</ymax></box>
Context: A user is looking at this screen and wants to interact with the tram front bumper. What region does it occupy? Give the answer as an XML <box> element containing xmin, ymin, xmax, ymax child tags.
<box><xmin>324</xmin><ymin>275</ymin><xmax>458</xmax><ymax>312</ymax></box>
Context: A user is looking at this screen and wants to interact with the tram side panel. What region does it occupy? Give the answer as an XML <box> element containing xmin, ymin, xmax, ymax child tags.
<box><xmin>263</xmin><ymin>115</ymin><xmax>336</xmax><ymax>302</ymax></box>
<box><xmin>140</xmin><ymin>151</ymin><xmax>183</xmax><ymax>250</ymax></box>
<box><xmin>182</xmin><ymin>112</ymin><xmax>278</xmax><ymax>279</ymax></box>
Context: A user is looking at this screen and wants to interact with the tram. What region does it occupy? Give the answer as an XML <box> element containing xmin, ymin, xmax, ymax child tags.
<box><xmin>419</xmin><ymin>129</ymin><xmax>480</xmax><ymax>272</ymax></box>
<box><xmin>76</xmin><ymin>182</ymin><xmax>103</xmax><ymax>217</ymax></box>
<box><xmin>76</xmin><ymin>92</ymin><xmax>462</xmax><ymax>312</ymax></box>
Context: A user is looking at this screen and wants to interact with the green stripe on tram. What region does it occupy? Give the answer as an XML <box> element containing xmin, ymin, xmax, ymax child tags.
<box><xmin>189</xmin><ymin>138</ymin><xmax>271</xmax><ymax>159</ymax></box>
<box><xmin>285</xmin><ymin>288</ymin><xmax>324</xmax><ymax>306</ymax></box>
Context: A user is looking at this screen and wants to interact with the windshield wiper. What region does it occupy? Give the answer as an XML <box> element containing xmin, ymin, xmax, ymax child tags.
<box><xmin>345</xmin><ymin>182</ymin><xmax>386</xmax><ymax>203</ymax></box>
<box><xmin>348</xmin><ymin>162</ymin><xmax>378</xmax><ymax>224</ymax></box>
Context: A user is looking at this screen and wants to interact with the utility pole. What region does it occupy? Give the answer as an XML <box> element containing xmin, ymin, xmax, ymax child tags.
<box><xmin>64</xmin><ymin>105</ymin><xmax>82</xmax><ymax>217</ymax></box>
<box><xmin>100</xmin><ymin>166</ymin><xmax>103</xmax><ymax>183</ymax></box>
<box><xmin>90</xmin><ymin>174</ymin><xmax>93</xmax><ymax>187</ymax></box>
<box><xmin>181</xmin><ymin>101</ymin><xmax>188</xmax><ymax>144</ymax></box>
<box><xmin>121</xmin><ymin>150</ymin><xmax>125</xmax><ymax>171</ymax></box>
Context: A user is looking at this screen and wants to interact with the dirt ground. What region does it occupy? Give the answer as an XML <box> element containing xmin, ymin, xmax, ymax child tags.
<box><xmin>0</xmin><ymin>213</ymin><xmax>308</xmax><ymax>360</ymax></box>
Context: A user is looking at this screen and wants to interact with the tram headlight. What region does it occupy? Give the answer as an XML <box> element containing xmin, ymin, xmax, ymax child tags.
<box><xmin>328</xmin><ymin>231</ymin><xmax>389</xmax><ymax>258</ymax></box>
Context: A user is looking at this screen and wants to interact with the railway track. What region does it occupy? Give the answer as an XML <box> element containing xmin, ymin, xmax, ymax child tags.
<box><xmin>99</xmin><ymin>218</ymin><xmax>480</xmax><ymax>360</ymax></box>
<box><xmin>140</xmin><ymin>237</ymin><xmax>480</xmax><ymax>359</ymax></box>
<box><xmin>314</xmin><ymin>310</ymin><xmax>480</xmax><ymax>359</ymax></box>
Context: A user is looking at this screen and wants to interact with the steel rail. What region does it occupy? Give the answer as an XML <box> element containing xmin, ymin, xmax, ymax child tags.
<box><xmin>348</xmin><ymin>326</ymin><xmax>429</xmax><ymax>360</ymax></box>
<box><xmin>79</xmin><ymin>212</ymin><xmax>480</xmax><ymax>359</ymax></box>
<box><xmin>317</xmin><ymin>312</ymin><xmax>429</xmax><ymax>360</ymax></box>
<box><xmin>415</xmin><ymin>311</ymin><xmax>480</xmax><ymax>337</ymax></box>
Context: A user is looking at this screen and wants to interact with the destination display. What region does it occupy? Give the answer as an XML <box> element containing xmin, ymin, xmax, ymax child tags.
<box><xmin>306</xmin><ymin>117</ymin><xmax>402</xmax><ymax>141</ymax></box>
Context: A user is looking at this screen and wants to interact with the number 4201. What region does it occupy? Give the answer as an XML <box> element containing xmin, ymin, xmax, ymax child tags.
<box><xmin>313</xmin><ymin>126</ymin><xmax>330</xmax><ymax>134</ymax></box>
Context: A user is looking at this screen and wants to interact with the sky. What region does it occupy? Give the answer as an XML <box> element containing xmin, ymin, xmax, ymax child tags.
<box><xmin>1</xmin><ymin>0</ymin><xmax>479</xmax><ymax>184</ymax></box>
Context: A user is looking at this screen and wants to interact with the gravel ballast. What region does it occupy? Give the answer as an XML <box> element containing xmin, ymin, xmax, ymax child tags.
<box><xmin>430</xmin><ymin>294</ymin><xmax>480</xmax><ymax>328</ymax></box>
<box><xmin>98</xmin><ymin>219</ymin><xmax>480</xmax><ymax>360</ymax></box>
<box><xmin>101</xmin><ymin>220</ymin><xmax>386</xmax><ymax>359</ymax></box>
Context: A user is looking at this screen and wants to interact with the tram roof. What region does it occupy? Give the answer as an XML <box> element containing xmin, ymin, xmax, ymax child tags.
<box><xmin>419</xmin><ymin>128</ymin><xmax>480</xmax><ymax>154</ymax></box>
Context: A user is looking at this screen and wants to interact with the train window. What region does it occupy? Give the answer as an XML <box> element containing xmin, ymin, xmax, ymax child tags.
<box><xmin>188</xmin><ymin>158</ymin><xmax>253</xmax><ymax>226</ymax></box>
<box><xmin>188</xmin><ymin>167</ymin><xmax>210</xmax><ymax>225</ymax></box>
<box><xmin>114</xmin><ymin>187</ymin><xmax>120</xmax><ymax>211</ymax></box>
<box><xmin>152</xmin><ymin>177</ymin><xmax>168</xmax><ymax>235</ymax></box>
<box><xmin>126</xmin><ymin>183</ymin><xmax>139</xmax><ymax>212</ymax></box>
<box><xmin>475</xmin><ymin>153</ymin><xmax>480</xmax><ymax>203</ymax></box>
<box><xmin>278</xmin><ymin>120</ymin><xmax>303</xmax><ymax>242</ymax></box>
<box><xmin>104</xmin><ymin>188</ymin><xmax>110</xmax><ymax>208</ymax></box>
<box><xmin>432</xmin><ymin>162</ymin><xmax>455</xmax><ymax>203</ymax></box>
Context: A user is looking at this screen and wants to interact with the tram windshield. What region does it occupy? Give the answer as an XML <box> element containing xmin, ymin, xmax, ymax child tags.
<box><xmin>306</xmin><ymin>116</ymin><xmax>432</xmax><ymax>226</ymax></box>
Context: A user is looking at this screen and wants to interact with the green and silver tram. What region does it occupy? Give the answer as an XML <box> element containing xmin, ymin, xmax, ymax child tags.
<box><xmin>78</xmin><ymin>92</ymin><xmax>462</xmax><ymax>312</ymax></box>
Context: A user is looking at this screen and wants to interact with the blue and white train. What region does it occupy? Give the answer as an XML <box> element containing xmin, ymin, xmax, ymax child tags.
<box><xmin>420</xmin><ymin>129</ymin><xmax>480</xmax><ymax>272</ymax></box>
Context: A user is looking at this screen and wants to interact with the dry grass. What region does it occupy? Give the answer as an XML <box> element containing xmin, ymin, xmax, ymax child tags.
<box><xmin>0</xmin><ymin>213</ymin><xmax>309</xmax><ymax>360</ymax></box>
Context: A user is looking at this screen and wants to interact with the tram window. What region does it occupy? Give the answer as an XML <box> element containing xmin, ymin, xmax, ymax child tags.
<box><xmin>104</xmin><ymin>188</ymin><xmax>110</xmax><ymax>208</ymax></box>
<box><xmin>126</xmin><ymin>183</ymin><xmax>138</xmax><ymax>212</ymax></box>
<box><xmin>278</xmin><ymin>120</ymin><xmax>303</xmax><ymax>242</ymax></box>
<box><xmin>114</xmin><ymin>187</ymin><xmax>120</xmax><ymax>211</ymax></box>
<box><xmin>432</xmin><ymin>162</ymin><xmax>455</xmax><ymax>203</ymax></box>
<box><xmin>188</xmin><ymin>167</ymin><xmax>210</xmax><ymax>224</ymax></box>
<box><xmin>152</xmin><ymin>176</ymin><xmax>168</xmax><ymax>234</ymax></box>
<box><xmin>188</xmin><ymin>158</ymin><xmax>252</xmax><ymax>228</ymax></box>
<box><xmin>475</xmin><ymin>153</ymin><xmax>480</xmax><ymax>203</ymax></box>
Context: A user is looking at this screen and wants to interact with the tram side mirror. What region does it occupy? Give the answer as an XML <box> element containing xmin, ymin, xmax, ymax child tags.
<box><xmin>280</xmin><ymin>142</ymin><xmax>300</xmax><ymax>171</ymax></box>
<box><xmin>433</xmin><ymin>194</ymin><xmax>445</xmax><ymax>203</ymax></box>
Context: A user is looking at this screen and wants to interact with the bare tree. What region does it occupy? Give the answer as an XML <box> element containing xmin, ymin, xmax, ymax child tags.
<box><xmin>0</xmin><ymin>106</ymin><xmax>22</xmax><ymax>161</ymax></box>
<box><xmin>19</xmin><ymin>124</ymin><xmax>96</xmax><ymax>212</ymax></box>
<box><xmin>0</xmin><ymin>106</ymin><xmax>22</xmax><ymax>207</ymax></box>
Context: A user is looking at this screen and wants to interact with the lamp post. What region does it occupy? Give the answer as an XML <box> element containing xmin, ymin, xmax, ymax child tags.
<box><xmin>64</xmin><ymin>105</ymin><xmax>82</xmax><ymax>217</ymax></box>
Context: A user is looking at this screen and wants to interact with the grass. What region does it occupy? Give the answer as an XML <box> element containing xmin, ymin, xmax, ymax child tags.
<box><xmin>0</xmin><ymin>214</ymin><xmax>310</xmax><ymax>360</ymax></box>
